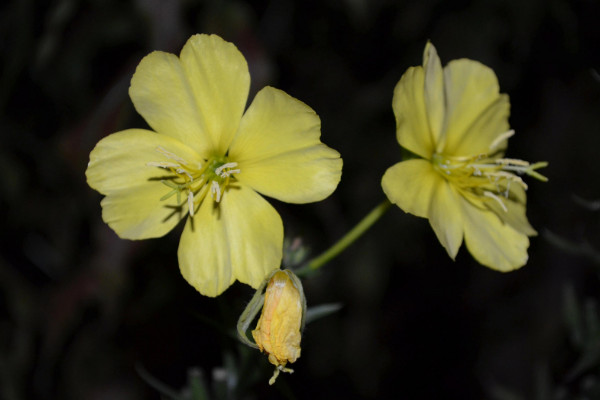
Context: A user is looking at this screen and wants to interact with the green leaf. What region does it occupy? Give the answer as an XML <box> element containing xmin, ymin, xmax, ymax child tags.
<box><xmin>135</xmin><ymin>363</ymin><xmax>184</xmax><ymax>400</ymax></box>
<box><xmin>305</xmin><ymin>303</ymin><xmax>343</xmax><ymax>324</ymax></box>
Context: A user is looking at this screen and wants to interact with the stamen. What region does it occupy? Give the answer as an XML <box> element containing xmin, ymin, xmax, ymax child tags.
<box><xmin>147</xmin><ymin>161</ymin><xmax>180</xmax><ymax>169</ymax></box>
<box><xmin>150</xmin><ymin>153</ymin><xmax>240</xmax><ymax>208</ymax></box>
<box><xmin>484</xmin><ymin>191</ymin><xmax>508</xmax><ymax>212</ymax></box>
<box><xmin>159</xmin><ymin>189</ymin><xmax>178</xmax><ymax>201</ymax></box>
<box><xmin>211</xmin><ymin>181</ymin><xmax>222</xmax><ymax>202</ymax></box>
<box><xmin>485</xmin><ymin>171</ymin><xmax>528</xmax><ymax>190</ymax></box>
<box><xmin>431</xmin><ymin>133</ymin><xmax>547</xmax><ymax>209</ymax></box>
<box><xmin>471</xmin><ymin>166</ymin><xmax>482</xmax><ymax>176</ymax></box>
<box><xmin>269</xmin><ymin>369</ymin><xmax>280</xmax><ymax>386</ymax></box>
<box><xmin>489</xmin><ymin>130</ymin><xmax>515</xmax><ymax>150</ymax></box>
<box><xmin>495</xmin><ymin>158</ymin><xmax>530</xmax><ymax>167</ymax></box>
<box><xmin>503</xmin><ymin>180</ymin><xmax>511</xmax><ymax>198</ymax></box>
<box><xmin>155</xmin><ymin>146</ymin><xmax>188</xmax><ymax>164</ymax></box>
<box><xmin>214</xmin><ymin>162</ymin><xmax>240</xmax><ymax>178</ymax></box>
<box><xmin>188</xmin><ymin>191</ymin><xmax>195</xmax><ymax>216</ymax></box>
<box><xmin>269</xmin><ymin>365</ymin><xmax>294</xmax><ymax>386</ymax></box>
<box><xmin>161</xmin><ymin>180</ymin><xmax>185</xmax><ymax>203</ymax></box>
<box><xmin>176</xmin><ymin>168</ymin><xmax>194</xmax><ymax>181</ymax></box>
<box><xmin>221</xmin><ymin>168</ymin><xmax>240</xmax><ymax>178</ymax></box>
<box><xmin>525</xmin><ymin>162</ymin><xmax>549</xmax><ymax>182</ymax></box>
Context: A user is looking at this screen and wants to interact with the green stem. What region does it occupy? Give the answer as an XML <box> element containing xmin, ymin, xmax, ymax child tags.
<box><xmin>298</xmin><ymin>199</ymin><xmax>391</xmax><ymax>273</ymax></box>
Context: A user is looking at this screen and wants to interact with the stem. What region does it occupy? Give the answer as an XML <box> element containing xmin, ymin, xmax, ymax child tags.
<box><xmin>299</xmin><ymin>199</ymin><xmax>391</xmax><ymax>273</ymax></box>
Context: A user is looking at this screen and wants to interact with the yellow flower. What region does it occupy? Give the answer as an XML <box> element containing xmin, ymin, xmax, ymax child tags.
<box><xmin>86</xmin><ymin>34</ymin><xmax>342</xmax><ymax>296</ymax></box>
<box><xmin>252</xmin><ymin>270</ymin><xmax>304</xmax><ymax>385</ymax></box>
<box><xmin>381</xmin><ymin>42</ymin><xmax>547</xmax><ymax>271</ymax></box>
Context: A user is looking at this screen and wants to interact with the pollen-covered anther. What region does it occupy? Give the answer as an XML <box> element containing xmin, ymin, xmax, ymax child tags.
<box><xmin>484</xmin><ymin>191</ymin><xmax>508</xmax><ymax>212</ymax></box>
<box><xmin>155</xmin><ymin>146</ymin><xmax>188</xmax><ymax>164</ymax></box>
<box><xmin>177</xmin><ymin>168</ymin><xmax>194</xmax><ymax>181</ymax></box>
<box><xmin>211</xmin><ymin>180</ymin><xmax>222</xmax><ymax>203</ymax></box>
<box><xmin>146</xmin><ymin>161</ymin><xmax>180</xmax><ymax>169</ymax></box>
<box><xmin>489</xmin><ymin>129</ymin><xmax>515</xmax><ymax>150</ymax></box>
<box><xmin>187</xmin><ymin>191</ymin><xmax>195</xmax><ymax>216</ymax></box>
<box><xmin>215</xmin><ymin>162</ymin><xmax>240</xmax><ymax>178</ymax></box>
<box><xmin>484</xmin><ymin>170</ymin><xmax>528</xmax><ymax>190</ymax></box>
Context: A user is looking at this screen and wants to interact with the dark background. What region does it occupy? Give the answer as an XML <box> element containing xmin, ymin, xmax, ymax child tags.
<box><xmin>2</xmin><ymin>0</ymin><xmax>600</xmax><ymax>399</ymax></box>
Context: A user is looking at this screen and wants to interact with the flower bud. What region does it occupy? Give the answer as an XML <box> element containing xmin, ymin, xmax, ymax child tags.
<box><xmin>237</xmin><ymin>269</ymin><xmax>306</xmax><ymax>385</ymax></box>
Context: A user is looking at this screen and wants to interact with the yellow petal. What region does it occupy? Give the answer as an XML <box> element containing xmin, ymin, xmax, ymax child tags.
<box><xmin>180</xmin><ymin>34</ymin><xmax>250</xmax><ymax>154</ymax></box>
<box><xmin>501</xmin><ymin>200</ymin><xmax>537</xmax><ymax>236</ymax></box>
<box><xmin>485</xmin><ymin>196</ymin><xmax>537</xmax><ymax>237</ymax></box>
<box><xmin>392</xmin><ymin>66</ymin><xmax>434</xmax><ymax>158</ymax></box>
<box><xmin>381</xmin><ymin>159</ymin><xmax>438</xmax><ymax>218</ymax></box>
<box><xmin>177</xmin><ymin>185</ymin><xmax>283</xmax><ymax>297</ymax></box>
<box><xmin>478</xmin><ymin>183</ymin><xmax>536</xmax><ymax>236</ymax></box>
<box><xmin>428</xmin><ymin>179</ymin><xmax>464</xmax><ymax>259</ymax></box>
<box><xmin>229</xmin><ymin>87</ymin><xmax>342</xmax><ymax>203</ymax></box>
<box><xmin>86</xmin><ymin>129</ymin><xmax>201</xmax><ymax>239</ymax></box>
<box><xmin>422</xmin><ymin>41</ymin><xmax>446</xmax><ymax>151</ymax></box>
<box><xmin>129</xmin><ymin>51</ymin><xmax>214</xmax><ymax>157</ymax></box>
<box><xmin>508</xmin><ymin>181</ymin><xmax>527</xmax><ymax>204</ymax></box>
<box><xmin>441</xmin><ymin>59</ymin><xmax>509</xmax><ymax>155</ymax></box>
<box><xmin>383</xmin><ymin>159</ymin><xmax>463</xmax><ymax>258</ymax></box>
<box><xmin>460</xmin><ymin>196</ymin><xmax>529</xmax><ymax>271</ymax></box>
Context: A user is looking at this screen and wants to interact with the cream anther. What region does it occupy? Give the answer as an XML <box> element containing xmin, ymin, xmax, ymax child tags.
<box><xmin>177</xmin><ymin>168</ymin><xmax>194</xmax><ymax>181</ymax></box>
<box><xmin>211</xmin><ymin>181</ymin><xmax>222</xmax><ymax>202</ymax></box>
<box><xmin>484</xmin><ymin>191</ymin><xmax>508</xmax><ymax>212</ymax></box>
<box><xmin>215</xmin><ymin>162</ymin><xmax>240</xmax><ymax>178</ymax></box>
<box><xmin>188</xmin><ymin>191</ymin><xmax>195</xmax><ymax>216</ymax></box>
<box><xmin>147</xmin><ymin>161</ymin><xmax>180</xmax><ymax>169</ymax></box>
<box><xmin>489</xmin><ymin>130</ymin><xmax>515</xmax><ymax>150</ymax></box>
<box><xmin>155</xmin><ymin>146</ymin><xmax>188</xmax><ymax>164</ymax></box>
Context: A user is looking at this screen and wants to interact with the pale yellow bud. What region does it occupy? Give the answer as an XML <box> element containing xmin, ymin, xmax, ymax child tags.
<box><xmin>252</xmin><ymin>270</ymin><xmax>304</xmax><ymax>384</ymax></box>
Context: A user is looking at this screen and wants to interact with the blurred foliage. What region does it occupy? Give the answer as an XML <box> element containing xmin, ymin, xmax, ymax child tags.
<box><xmin>1</xmin><ymin>0</ymin><xmax>600</xmax><ymax>399</ymax></box>
<box><xmin>545</xmin><ymin>196</ymin><xmax>600</xmax><ymax>267</ymax></box>
<box><xmin>490</xmin><ymin>284</ymin><xmax>600</xmax><ymax>400</ymax></box>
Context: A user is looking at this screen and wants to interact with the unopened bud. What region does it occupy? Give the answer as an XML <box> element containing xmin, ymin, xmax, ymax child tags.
<box><xmin>237</xmin><ymin>269</ymin><xmax>306</xmax><ymax>385</ymax></box>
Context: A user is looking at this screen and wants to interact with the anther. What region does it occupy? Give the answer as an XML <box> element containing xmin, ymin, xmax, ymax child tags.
<box><xmin>188</xmin><ymin>191</ymin><xmax>195</xmax><ymax>216</ymax></box>
<box><xmin>147</xmin><ymin>161</ymin><xmax>180</xmax><ymax>169</ymax></box>
<box><xmin>155</xmin><ymin>146</ymin><xmax>188</xmax><ymax>164</ymax></box>
<box><xmin>211</xmin><ymin>181</ymin><xmax>222</xmax><ymax>202</ymax></box>
<box><xmin>214</xmin><ymin>162</ymin><xmax>240</xmax><ymax>178</ymax></box>
<box><xmin>176</xmin><ymin>168</ymin><xmax>194</xmax><ymax>181</ymax></box>
<box><xmin>489</xmin><ymin>130</ymin><xmax>515</xmax><ymax>150</ymax></box>
<box><xmin>484</xmin><ymin>191</ymin><xmax>508</xmax><ymax>212</ymax></box>
<box><xmin>221</xmin><ymin>168</ymin><xmax>240</xmax><ymax>178</ymax></box>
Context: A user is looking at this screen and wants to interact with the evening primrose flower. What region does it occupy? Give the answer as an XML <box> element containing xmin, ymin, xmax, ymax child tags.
<box><xmin>382</xmin><ymin>42</ymin><xmax>547</xmax><ymax>271</ymax></box>
<box><xmin>86</xmin><ymin>34</ymin><xmax>342</xmax><ymax>296</ymax></box>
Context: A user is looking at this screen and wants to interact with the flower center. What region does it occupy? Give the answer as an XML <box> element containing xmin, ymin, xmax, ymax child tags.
<box><xmin>147</xmin><ymin>147</ymin><xmax>240</xmax><ymax>216</ymax></box>
<box><xmin>432</xmin><ymin>130</ymin><xmax>547</xmax><ymax>211</ymax></box>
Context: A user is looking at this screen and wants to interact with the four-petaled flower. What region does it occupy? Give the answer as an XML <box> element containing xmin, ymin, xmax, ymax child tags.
<box><xmin>382</xmin><ymin>42</ymin><xmax>547</xmax><ymax>271</ymax></box>
<box><xmin>86</xmin><ymin>34</ymin><xmax>342</xmax><ymax>296</ymax></box>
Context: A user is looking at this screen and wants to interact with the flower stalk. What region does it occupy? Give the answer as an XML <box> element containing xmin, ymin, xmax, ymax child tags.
<box><xmin>297</xmin><ymin>199</ymin><xmax>391</xmax><ymax>274</ymax></box>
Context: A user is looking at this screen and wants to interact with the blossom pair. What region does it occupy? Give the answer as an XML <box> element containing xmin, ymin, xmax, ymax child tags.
<box><xmin>86</xmin><ymin>34</ymin><xmax>544</xmax><ymax>300</ymax></box>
